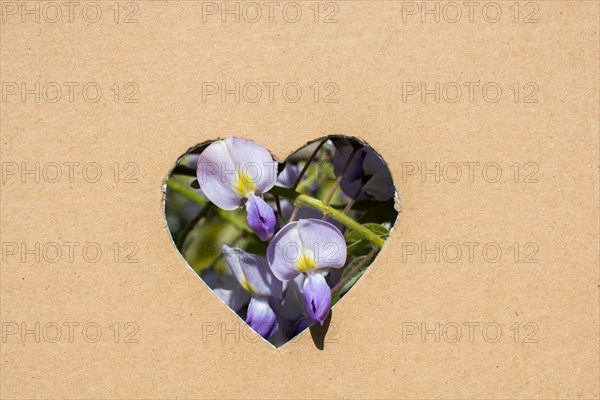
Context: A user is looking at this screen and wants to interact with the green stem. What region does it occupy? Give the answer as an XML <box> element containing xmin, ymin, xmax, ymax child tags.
<box><xmin>292</xmin><ymin>139</ymin><xmax>326</xmax><ymax>190</ymax></box>
<box><xmin>167</xmin><ymin>179</ymin><xmax>386</xmax><ymax>249</ymax></box>
<box><xmin>270</xmin><ymin>186</ymin><xmax>385</xmax><ymax>249</ymax></box>
<box><xmin>323</xmin><ymin>146</ymin><xmax>358</xmax><ymax>207</ymax></box>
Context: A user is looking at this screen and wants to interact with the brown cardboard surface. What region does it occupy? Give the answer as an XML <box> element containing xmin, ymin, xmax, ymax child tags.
<box><xmin>0</xmin><ymin>1</ymin><xmax>598</xmax><ymax>398</ymax></box>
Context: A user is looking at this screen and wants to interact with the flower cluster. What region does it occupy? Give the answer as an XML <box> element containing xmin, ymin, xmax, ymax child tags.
<box><xmin>166</xmin><ymin>136</ymin><xmax>397</xmax><ymax>345</ymax></box>
<box><xmin>196</xmin><ymin>137</ymin><xmax>347</xmax><ymax>338</ymax></box>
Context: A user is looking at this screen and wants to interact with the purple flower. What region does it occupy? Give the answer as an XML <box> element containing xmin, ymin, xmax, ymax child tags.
<box><xmin>246</xmin><ymin>297</ymin><xmax>278</xmax><ymax>340</ymax></box>
<box><xmin>222</xmin><ymin>244</ymin><xmax>283</xmax><ymax>339</ymax></box>
<box><xmin>246</xmin><ymin>195</ymin><xmax>276</xmax><ymax>241</ymax></box>
<box><xmin>302</xmin><ymin>273</ymin><xmax>332</xmax><ymax>325</ymax></box>
<box><xmin>266</xmin><ymin>219</ymin><xmax>347</xmax><ymax>325</ymax></box>
<box><xmin>197</xmin><ymin>137</ymin><xmax>278</xmax><ymax>240</ymax></box>
<box><xmin>201</xmin><ymin>269</ymin><xmax>250</xmax><ymax>312</ymax></box>
<box><xmin>279</xmin><ymin>274</ymin><xmax>307</xmax><ymax>321</ymax></box>
<box><xmin>333</xmin><ymin>139</ymin><xmax>394</xmax><ymax>201</ymax></box>
<box><xmin>276</xmin><ymin>162</ymin><xmax>301</xmax><ymax>188</ymax></box>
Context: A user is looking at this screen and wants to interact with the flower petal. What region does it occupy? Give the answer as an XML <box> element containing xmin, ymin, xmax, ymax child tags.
<box><xmin>196</xmin><ymin>140</ymin><xmax>244</xmax><ymax>210</ymax></box>
<box><xmin>246</xmin><ymin>296</ymin><xmax>279</xmax><ymax>339</ymax></box>
<box><xmin>223</xmin><ymin>137</ymin><xmax>278</xmax><ymax>195</ymax></box>
<box><xmin>246</xmin><ymin>195</ymin><xmax>276</xmax><ymax>241</ymax></box>
<box><xmin>201</xmin><ymin>269</ymin><xmax>251</xmax><ymax>312</ymax></box>
<box><xmin>302</xmin><ymin>273</ymin><xmax>331</xmax><ymax>325</ymax></box>
<box><xmin>276</xmin><ymin>162</ymin><xmax>300</xmax><ymax>188</ymax></box>
<box><xmin>279</xmin><ymin>274</ymin><xmax>307</xmax><ymax>320</ymax></box>
<box><xmin>339</xmin><ymin>177</ymin><xmax>367</xmax><ymax>201</ymax></box>
<box><xmin>294</xmin><ymin>219</ymin><xmax>347</xmax><ymax>270</ymax></box>
<box><xmin>363</xmin><ymin>169</ymin><xmax>394</xmax><ymax>201</ymax></box>
<box><xmin>333</xmin><ymin>140</ymin><xmax>366</xmax><ymax>182</ymax></box>
<box><xmin>196</xmin><ymin>137</ymin><xmax>277</xmax><ymax>209</ymax></box>
<box><xmin>267</xmin><ymin>219</ymin><xmax>347</xmax><ymax>281</ymax></box>
<box><xmin>213</xmin><ymin>284</ymin><xmax>251</xmax><ymax>312</ymax></box>
<box><xmin>222</xmin><ymin>245</ymin><xmax>283</xmax><ymax>298</ymax></box>
<box><xmin>266</xmin><ymin>220</ymin><xmax>305</xmax><ymax>281</ymax></box>
<box><xmin>362</xmin><ymin>147</ymin><xmax>386</xmax><ymax>176</ymax></box>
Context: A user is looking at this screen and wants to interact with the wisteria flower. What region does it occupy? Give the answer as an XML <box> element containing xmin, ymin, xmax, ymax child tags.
<box><xmin>333</xmin><ymin>138</ymin><xmax>394</xmax><ymax>201</ymax></box>
<box><xmin>276</xmin><ymin>162</ymin><xmax>301</xmax><ymax>188</ymax></box>
<box><xmin>201</xmin><ymin>269</ymin><xmax>250</xmax><ymax>312</ymax></box>
<box><xmin>222</xmin><ymin>244</ymin><xmax>283</xmax><ymax>339</ymax></box>
<box><xmin>197</xmin><ymin>137</ymin><xmax>278</xmax><ymax>240</ymax></box>
<box><xmin>267</xmin><ymin>219</ymin><xmax>347</xmax><ymax>325</ymax></box>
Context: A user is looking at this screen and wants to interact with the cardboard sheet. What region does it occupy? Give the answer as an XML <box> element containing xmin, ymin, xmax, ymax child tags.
<box><xmin>1</xmin><ymin>1</ymin><xmax>598</xmax><ymax>398</ymax></box>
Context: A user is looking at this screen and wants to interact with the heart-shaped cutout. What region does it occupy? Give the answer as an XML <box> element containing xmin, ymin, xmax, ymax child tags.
<box><xmin>164</xmin><ymin>136</ymin><xmax>398</xmax><ymax>347</ymax></box>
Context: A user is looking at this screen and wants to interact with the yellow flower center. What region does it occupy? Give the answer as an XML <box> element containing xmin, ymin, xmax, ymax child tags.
<box><xmin>234</xmin><ymin>170</ymin><xmax>256</xmax><ymax>198</ymax></box>
<box><xmin>296</xmin><ymin>252</ymin><xmax>317</xmax><ymax>273</ymax></box>
<box><xmin>240</xmin><ymin>277</ymin><xmax>257</xmax><ymax>296</ymax></box>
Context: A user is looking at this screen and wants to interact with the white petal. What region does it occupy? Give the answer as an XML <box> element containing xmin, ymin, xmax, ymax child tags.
<box><xmin>196</xmin><ymin>140</ymin><xmax>243</xmax><ymax>210</ymax></box>
<box><xmin>224</xmin><ymin>137</ymin><xmax>277</xmax><ymax>195</ymax></box>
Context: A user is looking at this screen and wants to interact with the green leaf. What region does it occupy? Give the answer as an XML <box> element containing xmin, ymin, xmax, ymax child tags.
<box><xmin>341</xmin><ymin>256</ymin><xmax>368</xmax><ymax>279</ymax></box>
<box><xmin>345</xmin><ymin>223</ymin><xmax>389</xmax><ymax>244</ymax></box>
<box><xmin>334</xmin><ymin>270</ymin><xmax>364</xmax><ymax>303</ymax></box>
<box><xmin>332</xmin><ymin>255</ymin><xmax>372</xmax><ymax>304</ymax></box>
<box><xmin>358</xmin><ymin>202</ymin><xmax>398</xmax><ymax>224</ymax></box>
<box><xmin>182</xmin><ymin>215</ymin><xmax>240</xmax><ymax>273</ymax></box>
<box><xmin>346</xmin><ymin>239</ymin><xmax>370</xmax><ymax>254</ymax></box>
<box><xmin>176</xmin><ymin>203</ymin><xmax>212</xmax><ymax>250</ymax></box>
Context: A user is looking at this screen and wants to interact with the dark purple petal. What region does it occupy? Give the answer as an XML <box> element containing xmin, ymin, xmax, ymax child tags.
<box><xmin>276</xmin><ymin>162</ymin><xmax>301</xmax><ymax>188</ymax></box>
<box><xmin>340</xmin><ymin>178</ymin><xmax>368</xmax><ymax>201</ymax></box>
<box><xmin>302</xmin><ymin>273</ymin><xmax>331</xmax><ymax>325</ymax></box>
<box><xmin>246</xmin><ymin>195</ymin><xmax>276</xmax><ymax>241</ymax></box>
<box><xmin>363</xmin><ymin>169</ymin><xmax>394</xmax><ymax>201</ymax></box>
<box><xmin>361</xmin><ymin>147</ymin><xmax>386</xmax><ymax>176</ymax></box>
<box><xmin>293</xmin><ymin>315</ymin><xmax>314</xmax><ymax>337</ymax></box>
<box><xmin>246</xmin><ymin>296</ymin><xmax>279</xmax><ymax>339</ymax></box>
<box><xmin>333</xmin><ymin>141</ymin><xmax>366</xmax><ymax>182</ymax></box>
